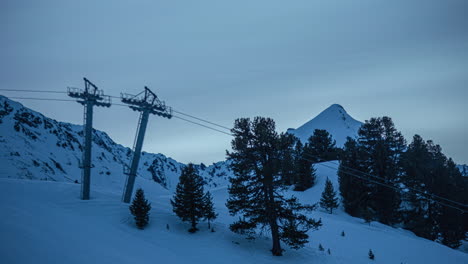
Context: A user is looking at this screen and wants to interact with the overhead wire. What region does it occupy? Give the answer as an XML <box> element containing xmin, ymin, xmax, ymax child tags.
<box><xmin>172</xmin><ymin>115</ymin><xmax>233</xmax><ymax>136</ymax></box>
<box><xmin>2</xmin><ymin>91</ymin><xmax>467</xmax><ymax>212</ymax></box>
<box><xmin>111</xmin><ymin>103</ymin><xmax>232</xmax><ymax>136</ymax></box>
<box><xmin>301</xmin><ymin>151</ymin><xmax>468</xmax><ymax>210</ymax></box>
<box><xmin>172</xmin><ymin>109</ymin><xmax>232</xmax><ymax>131</ymax></box>
<box><xmin>5</xmin><ymin>96</ymin><xmax>75</xmax><ymax>102</ymax></box>
<box><xmin>0</xmin><ymin>89</ymin><xmax>67</xmax><ymax>94</ymax></box>
<box><xmin>151</xmin><ymin>109</ymin><xmax>468</xmax><ymax>212</ymax></box>
<box><xmin>150</xmin><ymin>107</ymin><xmax>468</xmax><ymax>212</ymax></box>
<box><xmin>301</xmin><ymin>156</ymin><xmax>467</xmax><ymax>213</ymax></box>
<box><xmin>0</xmin><ymin>89</ymin><xmax>233</xmax><ymax>131</ymax></box>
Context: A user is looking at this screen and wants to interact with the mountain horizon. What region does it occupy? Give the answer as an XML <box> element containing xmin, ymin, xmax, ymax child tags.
<box><xmin>287</xmin><ymin>104</ymin><xmax>363</xmax><ymax>147</ymax></box>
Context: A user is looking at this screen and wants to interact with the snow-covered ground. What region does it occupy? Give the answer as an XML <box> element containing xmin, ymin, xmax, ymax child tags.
<box><xmin>1</xmin><ymin>162</ymin><xmax>466</xmax><ymax>264</ymax></box>
<box><xmin>1</xmin><ymin>96</ymin><xmax>466</xmax><ymax>263</ymax></box>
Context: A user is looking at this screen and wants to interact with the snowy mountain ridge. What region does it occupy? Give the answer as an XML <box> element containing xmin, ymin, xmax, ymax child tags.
<box><xmin>2</xmin><ymin>95</ymin><xmax>466</xmax><ymax>191</ymax></box>
<box><xmin>0</xmin><ymin>96</ymin><xmax>366</xmax><ymax>192</ymax></box>
<box><xmin>287</xmin><ymin>104</ymin><xmax>363</xmax><ymax>147</ymax></box>
<box><xmin>0</xmin><ymin>95</ymin><xmax>231</xmax><ymax>192</ymax></box>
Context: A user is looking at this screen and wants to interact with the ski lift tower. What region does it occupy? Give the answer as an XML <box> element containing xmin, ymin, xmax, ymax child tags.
<box><xmin>121</xmin><ymin>87</ymin><xmax>172</xmax><ymax>203</ymax></box>
<box><xmin>68</xmin><ymin>78</ymin><xmax>111</xmax><ymax>200</ymax></box>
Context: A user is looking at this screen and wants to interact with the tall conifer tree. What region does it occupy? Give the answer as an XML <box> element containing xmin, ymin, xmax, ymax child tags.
<box><xmin>357</xmin><ymin>117</ymin><xmax>406</xmax><ymax>225</ymax></box>
<box><xmin>320</xmin><ymin>178</ymin><xmax>339</xmax><ymax>214</ymax></box>
<box><xmin>227</xmin><ymin>117</ymin><xmax>321</xmax><ymax>256</ymax></box>
<box><xmin>129</xmin><ymin>188</ymin><xmax>151</xmax><ymax>229</ymax></box>
<box><xmin>203</xmin><ymin>191</ymin><xmax>218</xmax><ymax>229</ymax></box>
<box><xmin>279</xmin><ymin>133</ymin><xmax>296</xmax><ymax>185</ymax></box>
<box><xmin>294</xmin><ymin>140</ymin><xmax>316</xmax><ymax>191</ymax></box>
<box><xmin>338</xmin><ymin>137</ymin><xmax>368</xmax><ymax>217</ymax></box>
<box><xmin>171</xmin><ymin>163</ymin><xmax>206</xmax><ymax>233</ymax></box>
<box><xmin>305</xmin><ymin>129</ymin><xmax>338</xmax><ymax>162</ymax></box>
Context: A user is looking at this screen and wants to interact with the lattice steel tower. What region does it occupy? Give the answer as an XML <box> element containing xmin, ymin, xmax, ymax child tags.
<box><xmin>121</xmin><ymin>87</ymin><xmax>172</xmax><ymax>203</ymax></box>
<box><xmin>68</xmin><ymin>78</ymin><xmax>111</xmax><ymax>200</ymax></box>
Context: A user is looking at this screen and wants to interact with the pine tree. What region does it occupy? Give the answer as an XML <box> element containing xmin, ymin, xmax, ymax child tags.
<box><xmin>318</xmin><ymin>244</ymin><xmax>324</xmax><ymax>251</ymax></box>
<box><xmin>227</xmin><ymin>117</ymin><xmax>321</xmax><ymax>256</ymax></box>
<box><xmin>129</xmin><ymin>188</ymin><xmax>151</xmax><ymax>229</ymax></box>
<box><xmin>305</xmin><ymin>129</ymin><xmax>339</xmax><ymax>162</ymax></box>
<box><xmin>341</xmin><ymin>231</ymin><xmax>345</xmax><ymax>237</ymax></box>
<box><xmin>171</xmin><ymin>163</ymin><xmax>206</xmax><ymax>233</ymax></box>
<box><xmin>357</xmin><ymin>117</ymin><xmax>406</xmax><ymax>225</ymax></box>
<box><xmin>400</xmin><ymin>135</ymin><xmax>437</xmax><ymax>239</ymax></box>
<box><xmin>292</xmin><ymin>140</ymin><xmax>304</xmax><ymax>186</ymax></box>
<box><xmin>294</xmin><ymin>162</ymin><xmax>316</xmax><ymax>191</ymax></box>
<box><xmin>294</xmin><ymin>140</ymin><xmax>317</xmax><ymax>191</ymax></box>
<box><xmin>203</xmin><ymin>191</ymin><xmax>218</xmax><ymax>229</ymax></box>
<box><xmin>327</xmin><ymin>248</ymin><xmax>331</xmax><ymax>255</ymax></box>
<box><xmin>436</xmin><ymin>157</ymin><xmax>467</xmax><ymax>248</ymax></box>
<box><xmin>401</xmin><ymin>135</ymin><xmax>467</xmax><ymax>248</ymax></box>
<box><xmin>279</xmin><ymin>133</ymin><xmax>296</xmax><ymax>185</ymax></box>
<box><xmin>320</xmin><ymin>178</ymin><xmax>339</xmax><ymax>214</ymax></box>
<box><xmin>338</xmin><ymin>137</ymin><xmax>368</xmax><ymax>217</ymax></box>
<box><xmin>368</xmin><ymin>249</ymin><xmax>375</xmax><ymax>260</ymax></box>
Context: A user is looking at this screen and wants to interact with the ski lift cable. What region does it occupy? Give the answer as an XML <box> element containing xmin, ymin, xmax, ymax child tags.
<box><xmin>2</xmin><ymin>94</ymin><xmax>467</xmax><ymax>212</ymax></box>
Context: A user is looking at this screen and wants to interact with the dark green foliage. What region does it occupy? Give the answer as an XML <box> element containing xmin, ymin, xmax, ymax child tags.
<box><xmin>279</xmin><ymin>133</ymin><xmax>297</xmax><ymax>185</ymax></box>
<box><xmin>203</xmin><ymin>191</ymin><xmax>218</xmax><ymax>229</ymax></box>
<box><xmin>294</xmin><ymin>163</ymin><xmax>316</xmax><ymax>191</ymax></box>
<box><xmin>338</xmin><ymin>137</ymin><xmax>368</xmax><ymax>216</ymax></box>
<box><xmin>171</xmin><ymin>164</ymin><xmax>206</xmax><ymax>233</ymax></box>
<box><xmin>339</xmin><ymin>117</ymin><xmax>405</xmax><ymax>225</ymax></box>
<box><xmin>129</xmin><ymin>188</ymin><xmax>151</xmax><ymax>229</ymax></box>
<box><xmin>280</xmin><ymin>197</ymin><xmax>321</xmax><ymax>250</ymax></box>
<box><xmin>368</xmin><ymin>249</ymin><xmax>375</xmax><ymax>260</ymax></box>
<box><xmin>294</xmin><ymin>140</ymin><xmax>316</xmax><ymax>191</ymax></box>
<box><xmin>339</xmin><ymin>117</ymin><xmax>468</xmax><ymax>248</ymax></box>
<box><xmin>304</xmin><ymin>129</ymin><xmax>339</xmax><ymax>162</ymax></box>
<box><xmin>431</xmin><ymin>157</ymin><xmax>467</xmax><ymax>249</ymax></box>
<box><xmin>226</xmin><ymin>117</ymin><xmax>321</xmax><ymax>256</ymax></box>
<box><xmin>357</xmin><ymin>117</ymin><xmax>405</xmax><ymax>225</ymax></box>
<box><xmin>400</xmin><ymin>135</ymin><xmax>467</xmax><ymax>248</ymax></box>
<box><xmin>320</xmin><ymin>178</ymin><xmax>339</xmax><ymax>214</ymax></box>
<box><xmin>400</xmin><ymin>135</ymin><xmax>438</xmax><ymax>240</ymax></box>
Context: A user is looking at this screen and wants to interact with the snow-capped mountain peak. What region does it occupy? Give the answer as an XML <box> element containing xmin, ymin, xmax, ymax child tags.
<box><xmin>287</xmin><ymin>104</ymin><xmax>362</xmax><ymax>147</ymax></box>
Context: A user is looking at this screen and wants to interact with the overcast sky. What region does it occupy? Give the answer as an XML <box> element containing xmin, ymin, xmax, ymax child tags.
<box><xmin>1</xmin><ymin>0</ymin><xmax>467</xmax><ymax>164</ymax></box>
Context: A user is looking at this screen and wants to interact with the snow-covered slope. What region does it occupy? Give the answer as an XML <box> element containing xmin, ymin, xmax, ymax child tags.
<box><xmin>0</xmin><ymin>95</ymin><xmax>231</xmax><ymax>192</ymax></box>
<box><xmin>457</xmin><ymin>165</ymin><xmax>468</xmax><ymax>176</ymax></box>
<box><xmin>1</xmin><ymin>163</ymin><xmax>466</xmax><ymax>264</ymax></box>
<box><xmin>287</xmin><ymin>104</ymin><xmax>362</xmax><ymax>147</ymax></box>
<box><xmin>1</xmin><ymin>95</ymin><xmax>466</xmax><ymax>263</ymax></box>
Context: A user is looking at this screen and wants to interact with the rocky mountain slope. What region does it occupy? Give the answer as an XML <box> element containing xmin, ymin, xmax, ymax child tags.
<box><xmin>0</xmin><ymin>95</ymin><xmax>231</xmax><ymax>192</ymax></box>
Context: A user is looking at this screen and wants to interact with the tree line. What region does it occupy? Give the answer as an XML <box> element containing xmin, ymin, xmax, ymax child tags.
<box><xmin>129</xmin><ymin>115</ymin><xmax>467</xmax><ymax>256</ymax></box>
<box><xmin>338</xmin><ymin>117</ymin><xmax>468</xmax><ymax>249</ymax></box>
